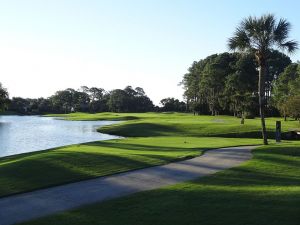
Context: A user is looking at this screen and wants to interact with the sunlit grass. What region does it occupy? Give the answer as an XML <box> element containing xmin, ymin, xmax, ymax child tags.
<box><xmin>0</xmin><ymin>136</ymin><xmax>261</xmax><ymax>197</ymax></box>
<box><xmin>50</xmin><ymin>112</ymin><xmax>299</xmax><ymax>138</ymax></box>
<box><xmin>1</xmin><ymin>112</ymin><xmax>299</xmax><ymax>224</ymax></box>
<box><xmin>1</xmin><ymin>112</ymin><xmax>299</xmax><ymax>197</ymax></box>
<box><xmin>21</xmin><ymin>141</ymin><xmax>300</xmax><ymax>225</ymax></box>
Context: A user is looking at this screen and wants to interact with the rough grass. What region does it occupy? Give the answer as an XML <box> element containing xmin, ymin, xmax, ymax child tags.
<box><xmin>21</xmin><ymin>141</ymin><xmax>300</xmax><ymax>225</ymax></box>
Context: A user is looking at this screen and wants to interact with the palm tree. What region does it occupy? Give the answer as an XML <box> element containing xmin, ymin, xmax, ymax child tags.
<box><xmin>228</xmin><ymin>14</ymin><xmax>298</xmax><ymax>145</ymax></box>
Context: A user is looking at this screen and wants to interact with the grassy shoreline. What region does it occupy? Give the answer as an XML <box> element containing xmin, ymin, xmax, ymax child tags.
<box><xmin>49</xmin><ymin>112</ymin><xmax>299</xmax><ymax>138</ymax></box>
<box><xmin>0</xmin><ymin>112</ymin><xmax>299</xmax><ymax>225</ymax></box>
<box><xmin>1</xmin><ymin>112</ymin><xmax>299</xmax><ymax>198</ymax></box>
<box><xmin>0</xmin><ymin>136</ymin><xmax>262</xmax><ymax>197</ymax></box>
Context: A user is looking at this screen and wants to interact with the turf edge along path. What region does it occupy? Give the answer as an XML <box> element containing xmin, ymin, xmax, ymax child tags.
<box><xmin>19</xmin><ymin>141</ymin><xmax>300</xmax><ymax>225</ymax></box>
<box><xmin>0</xmin><ymin>146</ymin><xmax>255</xmax><ymax>225</ymax></box>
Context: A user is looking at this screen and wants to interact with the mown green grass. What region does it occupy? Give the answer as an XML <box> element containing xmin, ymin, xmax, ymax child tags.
<box><xmin>0</xmin><ymin>137</ymin><xmax>261</xmax><ymax>197</ymax></box>
<box><xmin>1</xmin><ymin>112</ymin><xmax>298</xmax><ymax>198</ymax></box>
<box><xmin>1</xmin><ymin>112</ymin><xmax>299</xmax><ymax>225</ymax></box>
<box><xmin>21</xmin><ymin>141</ymin><xmax>300</xmax><ymax>225</ymax></box>
<box><xmin>51</xmin><ymin>112</ymin><xmax>299</xmax><ymax>138</ymax></box>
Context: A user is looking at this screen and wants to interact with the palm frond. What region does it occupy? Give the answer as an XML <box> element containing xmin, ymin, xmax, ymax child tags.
<box><xmin>228</xmin><ymin>14</ymin><xmax>298</xmax><ymax>55</ymax></box>
<box><xmin>273</xmin><ymin>18</ymin><xmax>290</xmax><ymax>43</ymax></box>
<box><xmin>279</xmin><ymin>40</ymin><xmax>299</xmax><ymax>53</ymax></box>
<box><xmin>228</xmin><ymin>27</ymin><xmax>251</xmax><ymax>51</ymax></box>
<box><xmin>261</xmin><ymin>14</ymin><xmax>276</xmax><ymax>34</ymax></box>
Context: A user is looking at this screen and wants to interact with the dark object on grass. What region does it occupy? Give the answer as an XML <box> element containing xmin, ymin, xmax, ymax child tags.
<box><xmin>241</xmin><ymin>118</ymin><xmax>245</xmax><ymax>125</ymax></box>
<box><xmin>275</xmin><ymin>121</ymin><xmax>281</xmax><ymax>143</ymax></box>
<box><xmin>283</xmin><ymin>131</ymin><xmax>300</xmax><ymax>140</ymax></box>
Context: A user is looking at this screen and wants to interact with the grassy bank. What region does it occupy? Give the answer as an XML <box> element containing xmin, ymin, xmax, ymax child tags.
<box><xmin>51</xmin><ymin>112</ymin><xmax>299</xmax><ymax>138</ymax></box>
<box><xmin>1</xmin><ymin>112</ymin><xmax>299</xmax><ymax>225</ymax></box>
<box><xmin>0</xmin><ymin>137</ymin><xmax>261</xmax><ymax>197</ymax></box>
<box><xmin>21</xmin><ymin>141</ymin><xmax>300</xmax><ymax>225</ymax></box>
<box><xmin>1</xmin><ymin>112</ymin><xmax>299</xmax><ymax>197</ymax></box>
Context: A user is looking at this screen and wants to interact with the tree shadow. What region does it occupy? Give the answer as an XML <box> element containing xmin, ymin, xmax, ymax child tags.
<box><xmin>0</xmin><ymin>151</ymin><xmax>175</xmax><ymax>197</ymax></box>
<box><xmin>101</xmin><ymin>122</ymin><xmax>181</xmax><ymax>137</ymax></box>
<box><xmin>82</xmin><ymin>141</ymin><xmax>204</xmax><ymax>152</ymax></box>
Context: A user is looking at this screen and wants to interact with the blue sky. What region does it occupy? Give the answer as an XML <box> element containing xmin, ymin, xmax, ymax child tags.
<box><xmin>0</xmin><ymin>0</ymin><xmax>299</xmax><ymax>104</ymax></box>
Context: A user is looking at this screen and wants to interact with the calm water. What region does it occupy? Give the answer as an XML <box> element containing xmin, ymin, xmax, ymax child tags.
<box><xmin>0</xmin><ymin>116</ymin><xmax>120</xmax><ymax>157</ymax></box>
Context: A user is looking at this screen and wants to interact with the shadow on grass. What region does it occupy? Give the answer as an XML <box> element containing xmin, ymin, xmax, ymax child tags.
<box><xmin>101</xmin><ymin>122</ymin><xmax>181</xmax><ymax>137</ymax></box>
<box><xmin>22</xmin><ymin>145</ymin><xmax>300</xmax><ymax>225</ymax></box>
<box><xmin>0</xmin><ymin>151</ymin><xmax>176</xmax><ymax>197</ymax></box>
<box><xmin>193</xmin><ymin>145</ymin><xmax>300</xmax><ymax>187</ymax></box>
<box><xmin>82</xmin><ymin>141</ymin><xmax>203</xmax><ymax>152</ymax></box>
<box><xmin>100</xmin><ymin>122</ymin><xmax>284</xmax><ymax>139</ymax></box>
<box><xmin>105</xmin><ymin>116</ymin><xmax>140</xmax><ymax>121</ymax></box>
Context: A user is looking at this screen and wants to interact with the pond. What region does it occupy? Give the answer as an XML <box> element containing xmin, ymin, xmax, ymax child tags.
<box><xmin>0</xmin><ymin>116</ymin><xmax>120</xmax><ymax>158</ymax></box>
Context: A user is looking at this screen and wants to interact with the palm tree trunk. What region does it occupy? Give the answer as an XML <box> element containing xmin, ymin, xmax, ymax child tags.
<box><xmin>258</xmin><ymin>65</ymin><xmax>268</xmax><ymax>145</ymax></box>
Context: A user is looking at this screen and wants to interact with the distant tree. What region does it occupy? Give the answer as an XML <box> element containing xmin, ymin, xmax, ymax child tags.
<box><xmin>222</xmin><ymin>54</ymin><xmax>258</xmax><ymax>119</ymax></box>
<box><xmin>36</xmin><ymin>98</ymin><xmax>52</xmax><ymax>113</ymax></box>
<box><xmin>228</xmin><ymin>14</ymin><xmax>298</xmax><ymax>144</ymax></box>
<box><xmin>88</xmin><ymin>87</ymin><xmax>105</xmax><ymax>101</ymax></box>
<box><xmin>73</xmin><ymin>91</ymin><xmax>90</xmax><ymax>112</ymax></box>
<box><xmin>289</xmin><ymin>69</ymin><xmax>300</xmax><ymax>95</ymax></box>
<box><xmin>0</xmin><ymin>83</ymin><xmax>9</xmax><ymax>112</ymax></box>
<box><xmin>267</xmin><ymin>50</ymin><xmax>292</xmax><ymax>81</ymax></box>
<box><xmin>265</xmin><ymin>50</ymin><xmax>292</xmax><ymax>115</ymax></box>
<box><xmin>93</xmin><ymin>92</ymin><xmax>110</xmax><ymax>112</ymax></box>
<box><xmin>286</xmin><ymin>95</ymin><xmax>300</xmax><ymax>121</ymax></box>
<box><xmin>135</xmin><ymin>87</ymin><xmax>146</xmax><ymax>96</ymax></box>
<box><xmin>128</xmin><ymin>87</ymin><xmax>153</xmax><ymax>112</ymax></box>
<box><xmin>80</xmin><ymin>86</ymin><xmax>108</xmax><ymax>112</ymax></box>
<box><xmin>134</xmin><ymin>95</ymin><xmax>154</xmax><ymax>112</ymax></box>
<box><xmin>108</xmin><ymin>89</ymin><xmax>130</xmax><ymax>112</ymax></box>
<box><xmin>272</xmin><ymin>63</ymin><xmax>300</xmax><ymax>120</ymax></box>
<box><xmin>48</xmin><ymin>88</ymin><xmax>91</xmax><ymax>113</ymax></box>
<box><xmin>181</xmin><ymin>60</ymin><xmax>204</xmax><ymax>114</ymax></box>
<box><xmin>160</xmin><ymin>98</ymin><xmax>186</xmax><ymax>112</ymax></box>
<box><xmin>124</xmin><ymin>86</ymin><xmax>137</xmax><ymax>97</ymax></box>
<box><xmin>200</xmin><ymin>53</ymin><xmax>236</xmax><ymax>115</ymax></box>
<box><xmin>108</xmin><ymin>86</ymin><xmax>153</xmax><ymax>112</ymax></box>
<box><xmin>50</xmin><ymin>89</ymin><xmax>75</xmax><ymax>113</ymax></box>
<box><xmin>9</xmin><ymin>97</ymin><xmax>30</xmax><ymax>114</ymax></box>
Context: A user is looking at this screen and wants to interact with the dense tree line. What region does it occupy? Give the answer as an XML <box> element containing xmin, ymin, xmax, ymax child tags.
<box><xmin>4</xmin><ymin>86</ymin><xmax>156</xmax><ymax>114</ymax></box>
<box><xmin>0</xmin><ymin>84</ymin><xmax>189</xmax><ymax>114</ymax></box>
<box><xmin>181</xmin><ymin>14</ymin><xmax>299</xmax><ymax>146</ymax></box>
<box><xmin>181</xmin><ymin>50</ymin><xmax>291</xmax><ymax>118</ymax></box>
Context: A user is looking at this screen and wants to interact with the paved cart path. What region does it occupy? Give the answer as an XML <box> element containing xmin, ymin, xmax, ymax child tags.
<box><xmin>0</xmin><ymin>146</ymin><xmax>256</xmax><ymax>225</ymax></box>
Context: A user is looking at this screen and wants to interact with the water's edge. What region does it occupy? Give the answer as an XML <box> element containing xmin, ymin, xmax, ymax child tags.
<box><xmin>0</xmin><ymin>115</ymin><xmax>122</xmax><ymax>158</ymax></box>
